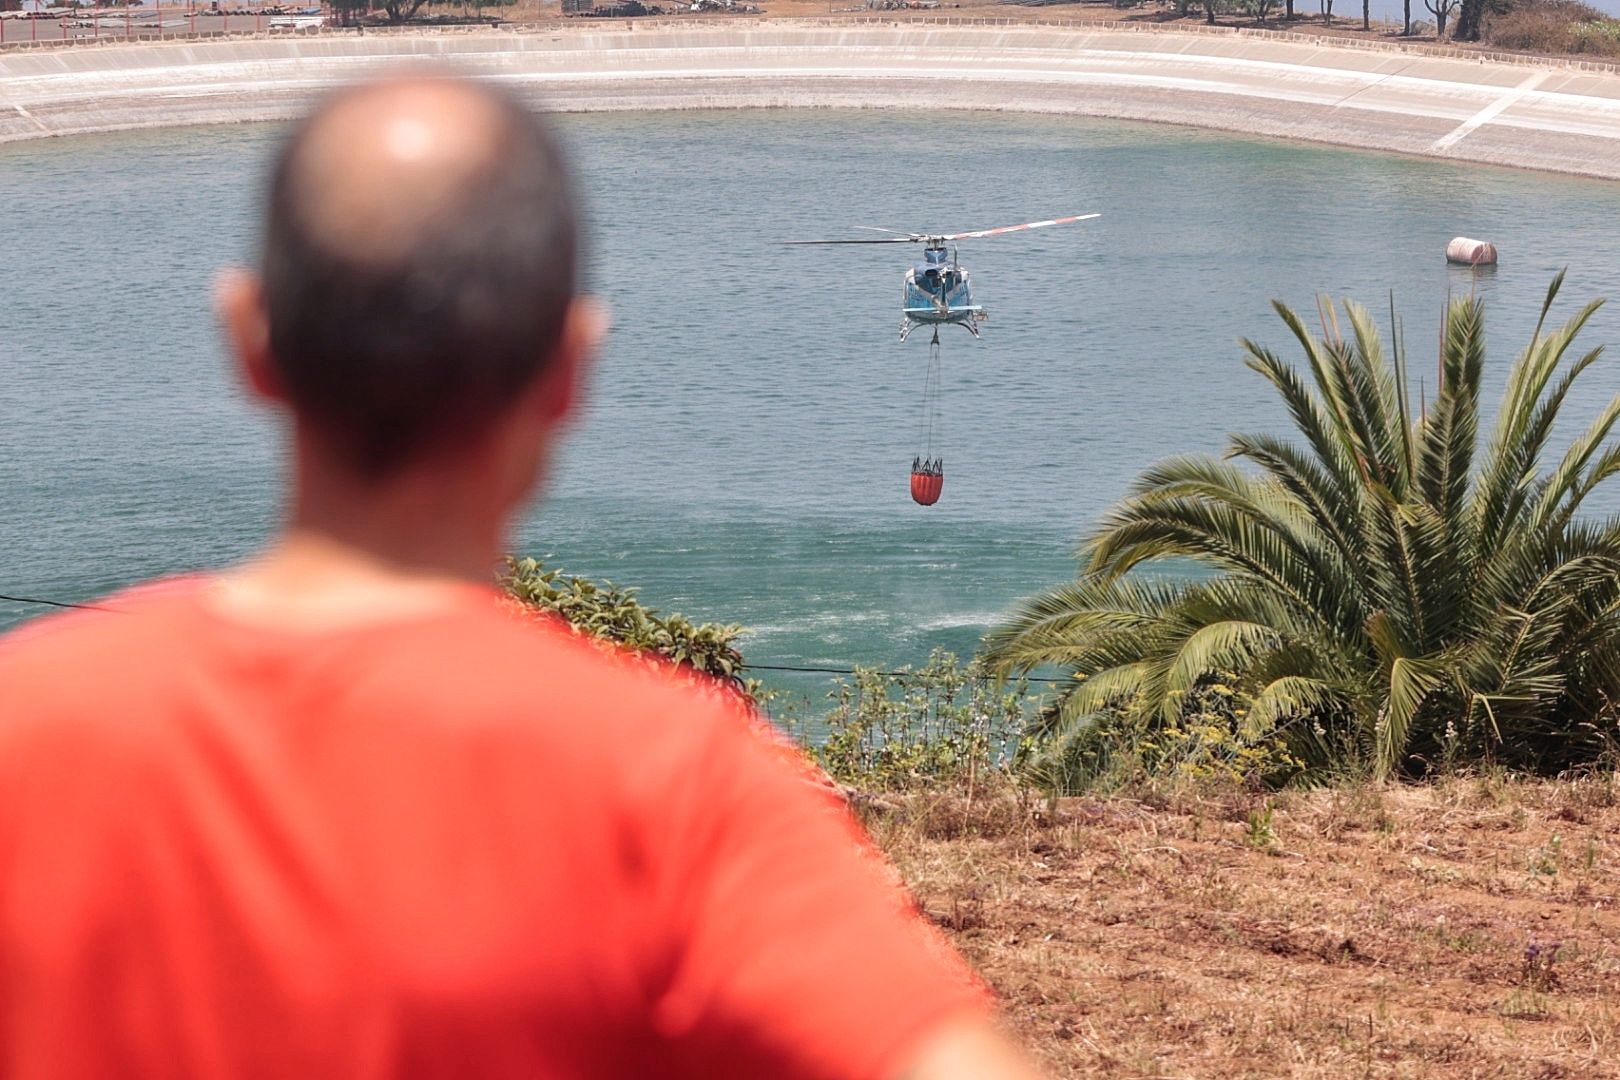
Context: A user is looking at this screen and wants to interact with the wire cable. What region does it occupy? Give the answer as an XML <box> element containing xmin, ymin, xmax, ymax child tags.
<box><xmin>742</xmin><ymin>662</ymin><xmax>1069</xmax><ymax>684</ymax></box>
<box><xmin>0</xmin><ymin>593</ymin><xmax>117</xmax><ymax>613</ymax></box>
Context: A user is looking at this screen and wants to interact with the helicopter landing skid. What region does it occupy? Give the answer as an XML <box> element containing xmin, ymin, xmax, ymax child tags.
<box><xmin>900</xmin><ymin>318</ymin><xmax>982</xmax><ymax>343</ymax></box>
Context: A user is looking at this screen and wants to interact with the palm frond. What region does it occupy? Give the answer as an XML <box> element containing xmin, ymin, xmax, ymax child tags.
<box><xmin>1163</xmin><ymin>619</ymin><xmax>1283</xmax><ymax>714</ymax></box>
<box><xmin>1529</xmin><ymin>395</ymin><xmax>1620</xmax><ymax>534</ymax></box>
<box><xmin>1245</xmin><ymin>675</ymin><xmax>1345</xmax><ymax>742</ymax></box>
<box><xmin>1414</xmin><ymin>297</ymin><xmax>1486</xmax><ymax>536</ymax></box>
<box><xmin>981</xmin><ymin>576</ymin><xmax>1185</xmax><ymax>677</ymax></box>
<box><xmin>1376</xmin><ymin>656</ymin><xmax>1443</xmax><ymax>779</ymax></box>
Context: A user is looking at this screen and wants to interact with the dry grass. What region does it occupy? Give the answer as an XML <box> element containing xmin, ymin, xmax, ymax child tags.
<box><xmin>1482</xmin><ymin>0</ymin><xmax>1620</xmax><ymax>59</ymax></box>
<box><xmin>863</xmin><ymin>775</ymin><xmax>1620</xmax><ymax>1077</ymax></box>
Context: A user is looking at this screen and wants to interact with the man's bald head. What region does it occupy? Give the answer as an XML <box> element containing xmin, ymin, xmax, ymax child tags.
<box><xmin>262</xmin><ymin>77</ymin><xmax>578</xmax><ymax>477</ymax></box>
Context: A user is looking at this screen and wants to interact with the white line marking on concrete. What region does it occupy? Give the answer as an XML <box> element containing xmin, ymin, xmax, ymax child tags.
<box><xmin>1430</xmin><ymin>69</ymin><xmax>1552</xmax><ymax>152</ymax></box>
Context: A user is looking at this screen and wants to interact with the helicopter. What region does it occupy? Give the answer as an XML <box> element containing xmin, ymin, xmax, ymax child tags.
<box><xmin>786</xmin><ymin>212</ymin><xmax>1099</xmax><ymax>506</ymax></box>
<box><xmin>787</xmin><ymin>214</ymin><xmax>1100</xmax><ymax>341</ymax></box>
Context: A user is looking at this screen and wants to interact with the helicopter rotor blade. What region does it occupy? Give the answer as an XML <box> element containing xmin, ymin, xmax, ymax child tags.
<box><xmin>936</xmin><ymin>213</ymin><xmax>1100</xmax><ymax>241</ymax></box>
<box><xmin>783</xmin><ymin>237</ymin><xmax>919</xmax><ymax>245</ymax></box>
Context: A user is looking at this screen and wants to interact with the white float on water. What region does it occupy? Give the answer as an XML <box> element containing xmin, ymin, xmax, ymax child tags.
<box><xmin>1446</xmin><ymin>237</ymin><xmax>1498</xmax><ymax>266</ymax></box>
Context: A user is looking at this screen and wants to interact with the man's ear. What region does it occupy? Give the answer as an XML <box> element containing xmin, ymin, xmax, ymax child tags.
<box><xmin>215</xmin><ymin>267</ymin><xmax>284</xmax><ymax>403</ymax></box>
<box><xmin>528</xmin><ymin>296</ymin><xmax>608</xmax><ymax>426</ymax></box>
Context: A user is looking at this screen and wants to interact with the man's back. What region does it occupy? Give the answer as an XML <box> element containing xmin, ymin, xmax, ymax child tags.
<box><xmin>0</xmin><ymin>582</ymin><xmax>981</xmax><ymax>1078</ymax></box>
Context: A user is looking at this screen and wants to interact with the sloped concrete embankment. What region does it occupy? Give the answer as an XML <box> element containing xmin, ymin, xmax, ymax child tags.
<box><xmin>3</xmin><ymin>23</ymin><xmax>1620</xmax><ymax>178</ymax></box>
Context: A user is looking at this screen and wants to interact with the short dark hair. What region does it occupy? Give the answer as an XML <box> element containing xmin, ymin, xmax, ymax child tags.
<box><xmin>261</xmin><ymin>81</ymin><xmax>578</xmax><ymax>478</ymax></box>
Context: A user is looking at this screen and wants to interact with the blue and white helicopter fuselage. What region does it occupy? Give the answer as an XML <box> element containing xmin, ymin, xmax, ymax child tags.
<box><xmin>901</xmin><ymin>245</ymin><xmax>986</xmax><ymax>342</ymax></box>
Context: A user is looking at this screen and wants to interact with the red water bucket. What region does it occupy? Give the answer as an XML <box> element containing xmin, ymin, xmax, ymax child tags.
<box><xmin>910</xmin><ymin>469</ymin><xmax>944</xmax><ymax>506</ymax></box>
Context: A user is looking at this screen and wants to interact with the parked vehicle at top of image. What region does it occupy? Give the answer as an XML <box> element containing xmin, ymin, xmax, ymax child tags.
<box><xmin>268</xmin><ymin>13</ymin><xmax>325</xmax><ymax>27</ymax></box>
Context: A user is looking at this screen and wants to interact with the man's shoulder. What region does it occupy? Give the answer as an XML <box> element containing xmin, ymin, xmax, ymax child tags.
<box><xmin>426</xmin><ymin>602</ymin><xmax>755</xmax><ymax>744</ymax></box>
<box><xmin>0</xmin><ymin>578</ymin><xmax>205</xmax><ymax>683</ymax></box>
<box><xmin>0</xmin><ymin>580</ymin><xmax>217</xmax><ymax>771</ymax></box>
<box><xmin>534</xmin><ymin>630</ymin><xmax>737</xmax><ymax>716</ymax></box>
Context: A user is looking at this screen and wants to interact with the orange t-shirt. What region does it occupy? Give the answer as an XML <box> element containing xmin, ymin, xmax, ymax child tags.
<box><xmin>0</xmin><ymin>581</ymin><xmax>985</xmax><ymax>1079</ymax></box>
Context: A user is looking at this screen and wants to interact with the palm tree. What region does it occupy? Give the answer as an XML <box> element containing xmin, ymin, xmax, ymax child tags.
<box><xmin>985</xmin><ymin>275</ymin><xmax>1620</xmax><ymax>781</ymax></box>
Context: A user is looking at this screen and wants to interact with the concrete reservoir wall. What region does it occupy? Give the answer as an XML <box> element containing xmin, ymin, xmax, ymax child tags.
<box><xmin>3</xmin><ymin>23</ymin><xmax>1620</xmax><ymax>178</ymax></box>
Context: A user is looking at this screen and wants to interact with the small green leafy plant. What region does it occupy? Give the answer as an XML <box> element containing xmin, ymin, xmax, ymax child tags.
<box><xmin>1246</xmin><ymin>802</ymin><xmax>1277</xmax><ymax>849</ymax></box>
<box><xmin>794</xmin><ymin>649</ymin><xmax>1037</xmax><ymax>794</ymax></box>
<box><xmin>501</xmin><ymin>557</ymin><xmax>747</xmax><ymax>688</ymax></box>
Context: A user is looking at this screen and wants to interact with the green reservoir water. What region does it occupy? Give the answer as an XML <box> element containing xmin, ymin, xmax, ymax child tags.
<box><xmin>7</xmin><ymin>110</ymin><xmax>1620</xmax><ymax>702</ymax></box>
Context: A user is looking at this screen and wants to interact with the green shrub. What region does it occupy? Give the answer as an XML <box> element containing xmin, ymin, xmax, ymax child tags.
<box><xmin>1028</xmin><ymin>673</ymin><xmax>1307</xmax><ymax>794</ymax></box>
<box><xmin>790</xmin><ymin>650</ymin><xmax>1038</xmax><ymax>794</ymax></box>
<box><xmin>501</xmin><ymin>557</ymin><xmax>747</xmax><ymax>688</ymax></box>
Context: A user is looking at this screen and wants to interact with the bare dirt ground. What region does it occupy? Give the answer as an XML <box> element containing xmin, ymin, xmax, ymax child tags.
<box><xmin>866</xmin><ymin>777</ymin><xmax>1620</xmax><ymax>1077</ymax></box>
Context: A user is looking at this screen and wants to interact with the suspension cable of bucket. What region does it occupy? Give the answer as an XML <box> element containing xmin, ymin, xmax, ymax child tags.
<box><xmin>910</xmin><ymin>328</ymin><xmax>945</xmax><ymax>507</ymax></box>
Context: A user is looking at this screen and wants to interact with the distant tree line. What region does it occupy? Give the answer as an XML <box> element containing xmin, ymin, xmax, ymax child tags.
<box><xmin>1161</xmin><ymin>0</ymin><xmax>1618</xmax><ymax>49</ymax></box>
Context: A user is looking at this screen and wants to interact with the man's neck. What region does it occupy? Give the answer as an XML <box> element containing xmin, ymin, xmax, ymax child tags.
<box><xmin>211</xmin><ymin>463</ymin><xmax>510</xmax><ymax>630</ymax></box>
<box><xmin>293</xmin><ymin>454</ymin><xmax>507</xmax><ymax>576</ymax></box>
